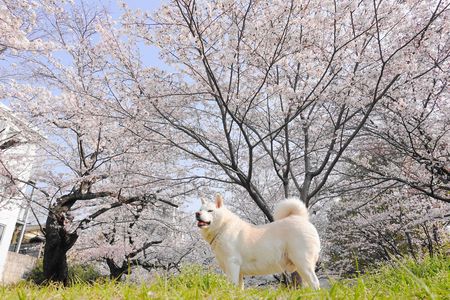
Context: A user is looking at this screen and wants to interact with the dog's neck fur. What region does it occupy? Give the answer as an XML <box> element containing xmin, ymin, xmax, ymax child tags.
<box><xmin>201</xmin><ymin>206</ymin><xmax>244</xmax><ymax>247</ymax></box>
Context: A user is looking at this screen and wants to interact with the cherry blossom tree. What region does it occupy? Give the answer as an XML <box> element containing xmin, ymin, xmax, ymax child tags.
<box><xmin>116</xmin><ymin>0</ymin><xmax>450</xmax><ymax>284</ymax></box>
<box><xmin>1</xmin><ymin>0</ymin><xmax>449</xmax><ymax>285</ymax></box>
<box><xmin>324</xmin><ymin>185</ymin><xmax>448</xmax><ymax>274</ymax></box>
<box><xmin>119</xmin><ymin>0</ymin><xmax>450</xmax><ymax>223</ymax></box>
<box><xmin>0</xmin><ymin>0</ymin><xmax>54</xmax><ymax>56</ymax></box>
<box><xmin>0</xmin><ymin>0</ymin><xmax>59</xmax><ymax>203</ymax></box>
<box><xmin>2</xmin><ymin>2</ymin><xmax>186</xmax><ymax>284</ymax></box>
<box><xmin>71</xmin><ymin>204</ymin><xmax>205</xmax><ymax>280</ymax></box>
<box><xmin>319</xmin><ymin>64</ymin><xmax>450</xmax><ymax>273</ymax></box>
<box><xmin>348</xmin><ymin>82</ymin><xmax>450</xmax><ymax>203</ymax></box>
<box><xmin>0</xmin><ymin>105</ymin><xmax>43</xmax><ymax>208</ymax></box>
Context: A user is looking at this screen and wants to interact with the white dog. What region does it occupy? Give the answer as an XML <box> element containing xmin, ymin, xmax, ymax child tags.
<box><xmin>195</xmin><ymin>194</ymin><xmax>321</xmax><ymax>289</ymax></box>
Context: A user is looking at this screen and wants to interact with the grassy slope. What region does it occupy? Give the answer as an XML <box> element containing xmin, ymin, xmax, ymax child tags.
<box><xmin>1</xmin><ymin>255</ymin><xmax>448</xmax><ymax>300</ymax></box>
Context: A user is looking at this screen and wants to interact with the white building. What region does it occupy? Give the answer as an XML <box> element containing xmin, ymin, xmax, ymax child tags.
<box><xmin>0</xmin><ymin>104</ymin><xmax>43</xmax><ymax>283</ymax></box>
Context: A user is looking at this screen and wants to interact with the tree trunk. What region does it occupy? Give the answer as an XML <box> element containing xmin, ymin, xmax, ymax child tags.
<box><xmin>422</xmin><ymin>223</ymin><xmax>434</xmax><ymax>257</ymax></box>
<box><xmin>43</xmin><ymin>214</ymin><xmax>78</xmax><ymax>285</ymax></box>
<box><xmin>106</xmin><ymin>258</ymin><xmax>127</xmax><ymax>281</ymax></box>
<box><xmin>405</xmin><ymin>231</ymin><xmax>417</xmax><ymax>260</ymax></box>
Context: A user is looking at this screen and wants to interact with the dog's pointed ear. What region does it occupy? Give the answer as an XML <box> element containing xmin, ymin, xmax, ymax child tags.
<box><xmin>200</xmin><ymin>197</ymin><xmax>207</xmax><ymax>205</ymax></box>
<box><xmin>215</xmin><ymin>193</ymin><xmax>224</xmax><ymax>208</ymax></box>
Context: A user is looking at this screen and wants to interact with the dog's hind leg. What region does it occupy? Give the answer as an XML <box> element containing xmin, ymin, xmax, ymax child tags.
<box><xmin>289</xmin><ymin>254</ymin><xmax>320</xmax><ymax>290</ymax></box>
<box><xmin>301</xmin><ymin>268</ymin><xmax>320</xmax><ymax>290</ymax></box>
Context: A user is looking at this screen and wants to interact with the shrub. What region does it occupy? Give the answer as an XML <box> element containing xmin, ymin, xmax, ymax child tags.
<box><xmin>24</xmin><ymin>260</ymin><xmax>103</xmax><ymax>285</ymax></box>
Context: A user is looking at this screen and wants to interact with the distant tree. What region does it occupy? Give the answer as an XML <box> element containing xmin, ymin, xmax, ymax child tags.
<box><xmin>324</xmin><ymin>185</ymin><xmax>448</xmax><ymax>274</ymax></box>
<box><xmin>71</xmin><ymin>204</ymin><xmax>202</xmax><ymax>281</ymax></box>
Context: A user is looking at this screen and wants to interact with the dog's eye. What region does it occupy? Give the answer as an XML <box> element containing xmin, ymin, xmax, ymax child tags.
<box><xmin>207</xmin><ymin>210</ymin><xmax>213</xmax><ymax>213</ymax></box>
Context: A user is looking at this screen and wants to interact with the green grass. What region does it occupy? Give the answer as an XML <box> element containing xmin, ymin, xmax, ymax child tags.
<box><xmin>1</xmin><ymin>254</ymin><xmax>448</xmax><ymax>299</ymax></box>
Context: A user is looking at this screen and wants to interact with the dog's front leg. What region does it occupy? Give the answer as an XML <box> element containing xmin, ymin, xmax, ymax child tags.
<box><xmin>225</xmin><ymin>258</ymin><xmax>241</xmax><ymax>288</ymax></box>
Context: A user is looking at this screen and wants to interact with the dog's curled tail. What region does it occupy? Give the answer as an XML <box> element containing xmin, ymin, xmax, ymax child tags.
<box><xmin>273</xmin><ymin>198</ymin><xmax>309</xmax><ymax>220</ymax></box>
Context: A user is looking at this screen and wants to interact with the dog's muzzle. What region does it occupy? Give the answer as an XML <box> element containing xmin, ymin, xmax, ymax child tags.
<box><xmin>195</xmin><ymin>212</ymin><xmax>211</xmax><ymax>228</ymax></box>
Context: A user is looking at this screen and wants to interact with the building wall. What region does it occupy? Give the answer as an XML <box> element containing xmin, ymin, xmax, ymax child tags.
<box><xmin>0</xmin><ymin>206</ymin><xmax>21</xmax><ymax>282</ymax></box>
<box><xmin>0</xmin><ymin>108</ymin><xmax>39</xmax><ymax>283</ymax></box>
<box><xmin>1</xmin><ymin>252</ymin><xmax>37</xmax><ymax>284</ymax></box>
